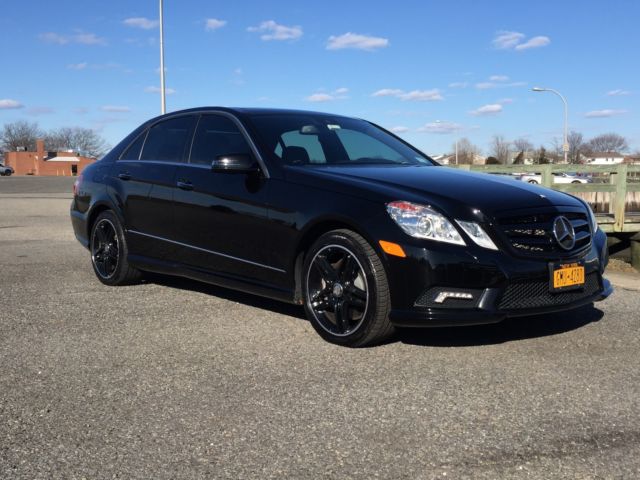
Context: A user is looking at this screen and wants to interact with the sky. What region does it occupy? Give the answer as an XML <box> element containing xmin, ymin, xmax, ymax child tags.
<box><xmin>1</xmin><ymin>0</ymin><xmax>638</xmax><ymax>155</ymax></box>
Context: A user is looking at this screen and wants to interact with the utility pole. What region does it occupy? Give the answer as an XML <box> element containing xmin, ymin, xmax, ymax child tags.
<box><xmin>532</xmin><ymin>87</ymin><xmax>568</xmax><ymax>163</ymax></box>
<box><xmin>159</xmin><ymin>0</ymin><xmax>166</xmax><ymax>114</ymax></box>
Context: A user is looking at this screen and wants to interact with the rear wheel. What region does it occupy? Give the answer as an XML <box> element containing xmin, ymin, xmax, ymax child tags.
<box><xmin>90</xmin><ymin>210</ymin><xmax>141</xmax><ymax>285</ymax></box>
<box><xmin>302</xmin><ymin>229</ymin><xmax>394</xmax><ymax>347</ymax></box>
<box><xmin>528</xmin><ymin>179</ymin><xmax>538</xmax><ymax>184</ymax></box>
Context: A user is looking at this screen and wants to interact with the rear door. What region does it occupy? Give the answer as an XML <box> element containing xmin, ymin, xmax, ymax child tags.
<box><xmin>112</xmin><ymin>114</ymin><xmax>197</xmax><ymax>259</ymax></box>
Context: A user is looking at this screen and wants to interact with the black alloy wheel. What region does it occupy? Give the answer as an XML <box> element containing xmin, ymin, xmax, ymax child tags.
<box><xmin>91</xmin><ymin>218</ymin><xmax>119</xmax><ymax>279</ymax></box>
<box><xmin>90</xmin><ymin>211</ymin><xmax>141</xmax><ymax>286</ymax></box>
<box><xmin>303</xmin><ymin>229</ymin><xmax>393</xmax><ymax>347</ymax></box>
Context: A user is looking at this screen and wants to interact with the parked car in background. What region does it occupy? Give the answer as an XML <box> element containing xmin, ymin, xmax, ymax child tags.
<box><xmin>0</xmin><ymin>164</ymin><xmax>14</xmax><ymax>176</ymax></box>
<box><xmin>70</xmin><ymin>107</ymin><xmax>611</xmax><ymax>347</ymax></box>
<box><xmin>519</xmin><ymin>172</ymin><xmax>592</xmax><ymax>184</ymax></box>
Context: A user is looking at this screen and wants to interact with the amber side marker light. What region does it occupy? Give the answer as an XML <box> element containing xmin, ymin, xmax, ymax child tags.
<box><xmin>379</xmin><ymin>240</ymin><xmax>406</xmax><ymax>258</ymax></box>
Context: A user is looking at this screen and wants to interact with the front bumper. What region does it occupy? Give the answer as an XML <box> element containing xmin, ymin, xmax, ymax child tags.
<box><xmin>380</xmin><ymin>228</ymin><xmax>613</xmax><ymax>328</ymax></box>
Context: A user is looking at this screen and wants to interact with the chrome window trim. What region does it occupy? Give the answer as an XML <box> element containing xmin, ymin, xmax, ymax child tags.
<box><xmin>186</xmin><ymin>111</ymin><xmax>270</xmax><ymax>178</ymax></box>
<box><xmin>127</xmin><ymin>229</ymin><xmax>286</xmax><ymax>273</ymax></box>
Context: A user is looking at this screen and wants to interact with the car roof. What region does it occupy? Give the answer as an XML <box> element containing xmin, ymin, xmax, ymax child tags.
<box><xmin>145</xmin><ymin>106</ymin><xmax>359</xmax><ymax>124</ymax></box>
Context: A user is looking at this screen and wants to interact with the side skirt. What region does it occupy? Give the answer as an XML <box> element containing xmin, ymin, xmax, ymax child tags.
<box><xmin>128</xmin><ymin>254</ymin><xmax>296</xmax><ymax>304</ymax></box>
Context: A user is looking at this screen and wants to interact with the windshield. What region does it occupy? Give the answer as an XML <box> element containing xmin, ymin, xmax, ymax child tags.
<box><xmin>248</xmin><ymin>114</ymin><xmax>434</xmax><ymax>167</ymax></box>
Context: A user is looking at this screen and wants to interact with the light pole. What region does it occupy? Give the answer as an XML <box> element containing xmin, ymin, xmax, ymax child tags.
<box><xmin>532</xmin><ymin>87</ymin><xmax>568</xmax><ymax>163</ymax></box>
<box><xmin>159</xmin><ymin>0</ymin><xmax>166</xmax><ymax>114</ymax></box>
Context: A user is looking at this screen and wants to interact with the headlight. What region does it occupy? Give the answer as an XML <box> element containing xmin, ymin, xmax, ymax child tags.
<box><xmin>456</xmin><ymin>220</ymin><xmax>498</xmax><ymax>250</ymax></box>
<box><xmin>586</xmin><ymin>204</ymin><xmax>598</xmax><ymax>232</ymax></box>
<box><xmin>386</xmin><ymin>201</ymin><xmax>465</xmax><ymax>246</ymax></box>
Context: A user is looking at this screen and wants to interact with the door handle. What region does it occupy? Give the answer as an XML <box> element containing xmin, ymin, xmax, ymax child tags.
<box><xmin>177</xmin><ymin>180</ymin><xmax>193</xmax><ymax>190</ymax></box>
<box><xmin>117</xmin><ymin>172</ymin><xmax>131</xmax><ymax>181</ymax></box>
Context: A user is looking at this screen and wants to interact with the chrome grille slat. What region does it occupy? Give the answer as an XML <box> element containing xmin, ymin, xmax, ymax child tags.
<box><xmin>495</xmin><ymin>209</ymin><xmax>591</xmax><ymax>257</ymax></box>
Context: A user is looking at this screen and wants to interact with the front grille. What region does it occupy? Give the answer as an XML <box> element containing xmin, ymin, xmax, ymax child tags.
<box><xmin>496</xmin><ymin>210</ymin><xmax>591</xmax><ymax>257</ymax></box>
<box><xmin>498</xmin><ymin>273</ymin><xmax>601</xmax><ymax>310</ymax></box>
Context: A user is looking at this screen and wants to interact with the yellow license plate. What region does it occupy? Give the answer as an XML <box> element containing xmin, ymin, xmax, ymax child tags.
<box><xmin>552</xmin><ymin>263</ymin><xmax>585</xmax><ymax>290</ymax></box>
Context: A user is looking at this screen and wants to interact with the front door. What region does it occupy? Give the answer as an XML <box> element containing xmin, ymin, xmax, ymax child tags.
<box><xmin>172</xmin><ymin>114</ymin><xmax>277</xmax><ymax>284</ymax></box>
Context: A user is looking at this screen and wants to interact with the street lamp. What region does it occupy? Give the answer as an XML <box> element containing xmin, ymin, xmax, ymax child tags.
<box><xmin>159</xmin><ymin>0</ymin><xmax>166</xmax><ymax>114</ymax></box>
<box><xmin>532</xmin><ymin>87</ymin><xmax>568</xmax><ymax>163</ymax></box>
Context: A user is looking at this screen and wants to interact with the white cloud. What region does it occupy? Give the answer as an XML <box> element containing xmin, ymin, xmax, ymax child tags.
<box><xmin>39</xmin><ymin>31</ymin><xmax>107</xmax><ymax>46</ymax></box>
<box><xmin>67</xmin><ymin>62</ymin><xmax>88</xmax><ymax>70</ymax></box>
<box><xmin>489</xmin><ymin>75</ymin><xmax>509</xmax><ymax>82</ymax></box>
<box><xmin>492</xmin><ymin>30</ymin><xmax>550</xmax><ymax>51</ymax></box>
<box><xmin>417</xmin><ymin>121</ymin><xmax>463</xmax><ymax>134</ymax></box>
<box><xmin>0</xmin><ymin>99</ymin><xmax>24</xmax><ymax>109</ymax></box>
<box><xmin>306</xmin><ymin>93</ymin><xmax>334</xmax><ymax>102</ymax></box>
<box><xmin>326</xmin><ymin>32</ymin><xmax>388</xmax><ymax>51</ymax></box>
<box><xmin>470</xmin><ymin>104</ymin><xmax>503</xmax><ymax>116</ymax></box>
<box><xmin>584</xmin><ymin>109</ymin><xmax>627</xmax><ymax>118</ymax></box>
<box><xmin>492</xmin><ymin>31</ymin><xmax>525</xmax><ymax>49</ymax></box>
<box><xmin>515</xmin><ymin>36</ymin><xmax>550</xmax><ymax>50</ymax></box>
<box><xmin>205</xmin><ymin>18</ymin><xmax>226</xmax><ymax>31</ymax></box>
<box><xmin>389</xmin><ymin>126</ymin><xmax>409</xmax><ymax>134</ymax></box>
<box><xmin>371</xmin><ymin>88</ymin><xmax>443</xmax><ymax>101</ymax></box>
<box><xmin>475</xmin><ymin>81</ymin><xmax>527</xmax><ymax>89</ymax></box>
<box><xmin>305</xmin><ymin>88</ymin><xmax>349</xmax><ymax>102</ymax></box>
<box><xmin>448</xmin><ymin>82</ymin><xmax>468</xmax><ymax>88</ymax></box>
<box><xmin>123</xmin><ymin>17</ymin><xmax>158</xmax><ymax>29</ymax></box>
<box><xmin>248</xmin><ymin>20</ymin><xmax>302</xmax><ymax>41</ymax></box>
<box><xmin>399</xmin><ymin>89</ymin><xmax>443</xmax><ymax>101</ymax></box>
<box><xmin>145</xmin><ymin>86</ymin><xmax>176</xmax><ymax>95</ymax></box>
<box><xmin>606</xmin><ymin>89</ymin><xmax>631</xmax><ymax>96</ymax></box>
<box><xmin>372</xmin><ymin>88</ymin><xmax>404</xmax><ymax>97</ymax></box>
<box><xmin>101</xmin><ymin>105</ymin><xmax>131</xmax><ymax>112</ymax></box>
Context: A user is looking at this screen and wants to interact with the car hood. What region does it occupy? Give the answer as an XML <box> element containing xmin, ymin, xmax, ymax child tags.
<box><xmin>292</xmin><ymin>165</ymin><xmax>584</xmax><ymax>215</ymax></box>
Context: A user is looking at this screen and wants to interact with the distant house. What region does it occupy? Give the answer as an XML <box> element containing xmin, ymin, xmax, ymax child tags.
<box><xmin>586</xmin><ymin>152</ymin><xmax>625</xmax><ymax>165</ymax></box>
<box><xmin>437</xmin><ymin>153</ymin><xmax>485</xmax><ymax>165</ymax></box>
<box><xmin>3</xmin><ymin>139</ymin><xmax>95</xmax><ymax>176</ymax></box>
<box><xmin>623</xmin><ymin>155</ymin><xmax>640</xmax><ymax>164</ymax></box>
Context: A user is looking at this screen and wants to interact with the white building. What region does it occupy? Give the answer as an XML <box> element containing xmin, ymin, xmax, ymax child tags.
<box><xmin>586</xmin><ymin>152</ymin><xmax>625</xmax><ymax>165</ymax></box>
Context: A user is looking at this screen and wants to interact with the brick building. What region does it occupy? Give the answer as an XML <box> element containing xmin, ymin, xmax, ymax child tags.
<box><xmin>3</xmin><ymin>139</ymin><xmax>95</xmax><ymax>176</ymax></box>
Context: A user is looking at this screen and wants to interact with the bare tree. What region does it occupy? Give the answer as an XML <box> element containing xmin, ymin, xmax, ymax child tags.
<box><xmin>567</xmin><ymin>131</ymin><xmax>585</xmax><ymax>164</ymax></box>
<box><xmin>490</xmin><ymin>135</ymin><xmax>511</xmax><ymax>164</ymax></box>
<box><xmin>0</xmin><ymin>121</ymin><xmax>43</xmax><ymax>152</ymax></box>
<box><xmin>452</xmin><ymin>137</ymin><xmax>481</xmax><ymax>165</ymax></box>
<box><xmin>585</xmin><ymin>133</ymin><xmax>628</xmax><ymax>154</ymax></box>
<box><xmin>513</xmin><ymin>138</ymin><xmax>533</xmax><ymax>154</ymax></box>
<box><xmin>45</xmin><ymin>127</ymin><xmax>109</xmax><ymax>158</ymax></box>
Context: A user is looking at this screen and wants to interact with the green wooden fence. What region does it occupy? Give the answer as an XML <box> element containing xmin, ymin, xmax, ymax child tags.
<box><xmin>450</xmin><ymin>163</ymin><xmax>640</xmax><ymax>234</ymax></box>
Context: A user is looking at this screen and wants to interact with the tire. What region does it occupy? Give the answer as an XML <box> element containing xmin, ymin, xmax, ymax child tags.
<box><xmin>302</xmin><ymin>229</ymin><xmax>394</xmax><ymax>347</ymax></box>
<box><xmin>571</xmin><ymin>180</ymin><xmax>581</xmax><ymax>184</ymax></box>
<box><xmin>528</xmin><ymin>179</ymin><xmax>538</xmax><ymax>184</ymax></box>
<box><xmin>89</xmin><ymin>210</ymin><xmax>142</xmax><ymax>286</ymax></box>
<box><xmin>5</xmin><ymin>171</ymin><xmax>11</xmax><ymax>176</ymax></box>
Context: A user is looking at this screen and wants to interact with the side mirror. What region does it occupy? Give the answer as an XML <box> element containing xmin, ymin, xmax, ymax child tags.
<box><xmin>211</xmin><ymin>154</ymin><xmax>260</xmax><ymax>174</ymax></box>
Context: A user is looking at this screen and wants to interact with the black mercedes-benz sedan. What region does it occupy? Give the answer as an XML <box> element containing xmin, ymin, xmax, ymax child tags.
<box><xmin>71</xmin><ymin>107</ymin><xmax>612</xmax><ymax>346</ymax></box>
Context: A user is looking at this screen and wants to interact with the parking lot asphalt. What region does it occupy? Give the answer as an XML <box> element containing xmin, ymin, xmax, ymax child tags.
<box><xmin>1</xmin><ymin>177</ymin><xmax>639</xmax><ymax>479</ymax></box>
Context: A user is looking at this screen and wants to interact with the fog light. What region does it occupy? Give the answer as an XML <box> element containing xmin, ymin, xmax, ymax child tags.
<box><xmin>434</xmin><ymin>291</ymin><xmax>474</xmax><ymax>304</ymax></box>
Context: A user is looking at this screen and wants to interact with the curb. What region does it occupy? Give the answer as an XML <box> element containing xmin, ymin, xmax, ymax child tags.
<box><xmin>606</xmin><ymin>271</ymin><xmax>640</xmax><ymax>292</ymax></box>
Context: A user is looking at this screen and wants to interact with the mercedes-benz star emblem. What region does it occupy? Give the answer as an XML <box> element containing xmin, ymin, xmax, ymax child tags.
<box><xmin>552</xmin><ymin>216</ymin><xmax>576</xmax><ymax>250</ymax></box>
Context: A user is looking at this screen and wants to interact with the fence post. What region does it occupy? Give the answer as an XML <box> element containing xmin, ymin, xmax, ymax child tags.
<box><xmin>613</xmin><ymin>164</ymin><xmax>628</xmax><ymax>232</ymax></box>
<box><xmin>542</xmin><ymin>164</ymin><xmax>553</xmax><ymax>187</ymax></box>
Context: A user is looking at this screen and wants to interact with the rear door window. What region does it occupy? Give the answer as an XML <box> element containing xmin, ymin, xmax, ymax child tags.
<box><xmin>120</xmin><ymin>131</ymin><xmax>147</xmax><ymax>160</ymax></box>
<box><xmin>141</xmin><ymin>116</ymin><xmax>196</xmax><ymax>162</ymax></box>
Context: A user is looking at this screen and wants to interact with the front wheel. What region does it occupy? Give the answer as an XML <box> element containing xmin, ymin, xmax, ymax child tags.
<box><xmin>528</xmin><ymin>179</ymin><xmax>538</xmax><ymax>184</ymax></box>
<box><xmin>90</xmin><ymin>210</ymin><xmax>141</xmax><ymax>286</ymax></box>
<box><xmin>302</xmin><ymin>229</ymin><xmax>394</xmax><ymax>347</ymax></box>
